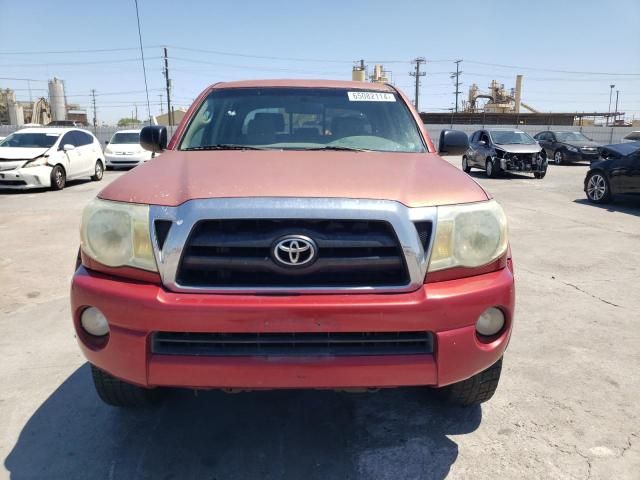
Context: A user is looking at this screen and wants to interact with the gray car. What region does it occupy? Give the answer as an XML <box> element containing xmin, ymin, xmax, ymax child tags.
<box><xmin>462</xmin><ymin>129</ymin><xmax>548</xmax><ymax>179</ymax></box>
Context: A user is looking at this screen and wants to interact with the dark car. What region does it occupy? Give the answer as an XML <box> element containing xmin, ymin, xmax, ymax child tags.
<box><xmin>463</xmin><ymin>129</ymin><xmax>547</xmax><ymax>179</ymax></box>
<box><xmin>534</xmin><ymin>130</ymin><xmax>601</xmax><ymax>165</ymax></box>
<box><xmin>584</xmin><ymin>142</ymin><xmax>640</xmax><ymax>203</ymax></box>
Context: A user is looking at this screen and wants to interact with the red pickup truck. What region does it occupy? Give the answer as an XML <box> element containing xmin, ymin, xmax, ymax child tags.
<box><xmin>72</xmin><ymin>80</ymin><xmax>514</xmax><ymax>408</ymax></box>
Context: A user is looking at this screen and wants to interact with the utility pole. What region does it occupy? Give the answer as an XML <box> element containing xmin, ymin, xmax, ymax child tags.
<box><xmin>90</xmin><ymin>89</ymin><xmax>97</xmax><ymax>134</ymax></box>
<box><xmin>158</xmin><ymin>94</ymin><xmax>164</xmax><ymax>114</ymax></box>
<box><xmin>163</xmin><ymin>47</ymin><xmax>173</xmax><ymax>126</ymax></box>
<box><xmin>451</xmin><ymin>59</ymin><xmax>463</xmax><ymax>113</ymax></box>
<box><xmin>607</xmin><ymin>84</ymin><xmax>615</xmax><ymax>126</ymax></box>
<box><xmin>409</xmin><ymin>57</ymin><xmax>426</xmax><ymax>111</ymax></box>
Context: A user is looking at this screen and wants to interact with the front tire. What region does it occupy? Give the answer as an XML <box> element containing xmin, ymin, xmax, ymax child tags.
<box><xmin>585</xmin><ymin>172</ymin><xmax>612</xmax><ymax>204</ymax></box>
<box><xmin>50</xmin><ymin>165</ymin><xmax>66</xmax><ymax>190</ymax></box>
<box><xmin>91</xmin><ymin>365</ymin><xmax>164</xmax><ymax>407</ymax></box>
<box><xmin>534</xmin><ymin>170</ymin><xmax>546</xmax><ymax>179</ymax></box>
<box><xmin>553</xmin><ymin>150</ymin><xmax>564</xmax><ymax>165</ymax></box>
<box><xmin>486</xmin><ymin>158</ymin><xmax>500</xmax><ymax>178</ymax></box>
<box><xmin>462</xmin><ymin>156</ymin><xmax>471</xmax><ymax>173</ymax></box>
<box><xmin>436</xmin><ymin>358</ymin><xmax>503</xmax><ymax>406</ymax></box>
<box><xmin>91</xmin><ymin>160</ymin><xmax>104</xmax><ymax>181</ymax></box>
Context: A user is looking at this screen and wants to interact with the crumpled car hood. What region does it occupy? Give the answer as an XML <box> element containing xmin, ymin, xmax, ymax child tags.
<box><xmin>0</xmin><ymin>147</ymin><xmax>49</xmax><ymax>160</ymax></box>
<box><xmin>98</xmin><ymin>149</ymin><xmax>489</xmax><ymax>208</ymax></box>
<box><xmin>494</xmin><ymin>144</ymin><xmax>542</xmax><ymax>154</ymax></box>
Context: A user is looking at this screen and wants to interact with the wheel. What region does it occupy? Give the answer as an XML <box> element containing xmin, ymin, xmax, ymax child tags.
<box><xmin>50</xmin><ymin>165</ymin><xmax>66</xmax><ymax>190</ymax></box>
<box><xmin>486</xmin><ymin>158</ymin><xmax>500</xmax><ymax>178</ymax></box>
<box><xmin>91</xmin><ymin>160</ymin><xmax>104</xmax><ymax>181</ymax></box>
<box><xmin>91</xmin><ymin>364</ymin><xmax>164</xmax><ymax>407</ymax></box>
<box><xmin>435</xmin><ymin>358</ymin><xmax>503</xmax><ymax>406</ymax></box>
<box><xmin>534</xmin><ymin>169</ymin><xmax>546</xmax><ymax>179</ymax></box>
<box><xmin>462</xmin><ymin>156</ymin><xmax>471</xmax><ymax>173</ymax></box>
<box><xmin>553</xmin><ymin>150</ymin><xmax>564</xmax><ymax>165</ymax></box>
<box><xmin>585</xmin><ymin>172</ymin><xmax>612</xmax><ymax>204</ymax></box>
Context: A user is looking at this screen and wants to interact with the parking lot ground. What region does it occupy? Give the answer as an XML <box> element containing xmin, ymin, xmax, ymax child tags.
<box><xmin>1</xmin><ymin>162</ymin><xmax>639</xmax><ymax>479</ymax></box>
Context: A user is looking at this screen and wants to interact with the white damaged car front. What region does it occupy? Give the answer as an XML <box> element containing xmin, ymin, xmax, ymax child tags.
<box><xmin>0</xmin><ymin>130</ymin><xmax>61</xmax><ymax>189</ymax></box>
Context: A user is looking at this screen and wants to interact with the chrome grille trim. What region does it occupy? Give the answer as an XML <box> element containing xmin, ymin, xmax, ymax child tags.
<box><xmin>149</xmin><ymin>198</ymin><xmax>437</xmax><ymax>294</ymax></box>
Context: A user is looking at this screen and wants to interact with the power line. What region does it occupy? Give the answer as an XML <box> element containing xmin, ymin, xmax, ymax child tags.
<box><xmin>0</xmin><ymin>57</ymin><xmax>162</xmax><ymax>68</ymax></box>
<box><xmin>133</xmin><ymin>0</ymin><xmax>152</xmax><ymax>123</ymax></box>
<box><xmin>0</xmin><ymin>46</ymin><xmax>163</xmax><ymax>55</ymax></box>
<box><xmin>464</xmin><ymin>60</ymin><xmax>640</xmax><ymax>76</ymax></box>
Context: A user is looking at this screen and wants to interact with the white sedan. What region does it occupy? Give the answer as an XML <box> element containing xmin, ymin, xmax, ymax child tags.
<box><xmin>0</xmin><ymin>127</ymin><xmax>105</xmax><ymax>190</ymax></box>
<box><xmin>104</xmin><ymin>129</ymin><xmax>153</xmax><ymax>169</ymax></box>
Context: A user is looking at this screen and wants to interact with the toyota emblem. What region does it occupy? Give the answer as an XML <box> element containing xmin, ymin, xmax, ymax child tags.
<box><xmin>272</xmin><ymin>235</ymin><xmax>317</xmax><ymax>267</ymax></box>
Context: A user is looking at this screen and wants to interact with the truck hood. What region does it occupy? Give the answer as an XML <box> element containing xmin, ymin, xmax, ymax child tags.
<box><xmin>98</xmin><ymin>150</ymin><xmax>489</xmax><ymax>208</ymax></box>
<box><xmin>0</xmin><ymin>147</ymin><xmax>49</xmax><ymax>160</ymax></box>
<box><xmin>494</xmin><ymin>144</ymin><xmax>542</xmax><ymax>154</ymax></box>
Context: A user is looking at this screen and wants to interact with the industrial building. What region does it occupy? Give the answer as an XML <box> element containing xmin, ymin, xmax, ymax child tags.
<box><xmin>0</xmin><ymin>77</ymin><xmax>87</xmax><ymax>126</ymax></box>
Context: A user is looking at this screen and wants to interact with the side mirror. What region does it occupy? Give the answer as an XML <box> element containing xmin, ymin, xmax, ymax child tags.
<box><xmin>140</xmin><ymin>125</ymin><xmax>167</xmax><ymax>153</ymax></box>
<box><xmin>104</xmin><ymin>140</ymin><xmax>109</xmax><ymax>145</ymax></box>
<box><xmin>438</xmin><ymin>130</ymin><xmax>469</xmax><ymax>155</ymax></box>
<box><xmin>63</xmin><ymin>144</ymin><xmax>76</xmax><ymax>152</ymax></box>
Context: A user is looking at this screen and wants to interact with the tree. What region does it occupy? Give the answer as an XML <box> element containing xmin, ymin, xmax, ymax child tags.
<box><xmin>117</xmin><ymin>117</ymin><xmax>142</xmax><ymax>127</ymax></box>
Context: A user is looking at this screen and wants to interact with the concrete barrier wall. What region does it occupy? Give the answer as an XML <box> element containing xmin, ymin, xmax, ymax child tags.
<box><xmin>424</xmin><ymin>124</ymin><xmax>636</xmax><ymax>150</ymax></box>
<box><xmin>0</xmin><ymin>125</ymin><xmax>178</xmax><ymax>146</ymax></box>
<box><xmin>1</xmin><ymin>124</ymin><xmax>635</xmax><ymax>150</ymax></box>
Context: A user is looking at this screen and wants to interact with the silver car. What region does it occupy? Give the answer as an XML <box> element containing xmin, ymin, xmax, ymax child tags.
<box><xmin>462</xmin><ymin>129</ymin><xmax>548</xmax><ymax>179</ymax></box>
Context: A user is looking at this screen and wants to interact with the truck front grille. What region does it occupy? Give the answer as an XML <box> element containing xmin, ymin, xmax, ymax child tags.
<box><xmin>176</xmin><ymin>219</ymin><xmax>411</xmax><ymax>288</ymax></box>
<box><xmin>151</xmin><ymin>331</ymin><xmax>434</xmax><ymax>357</ymax></box>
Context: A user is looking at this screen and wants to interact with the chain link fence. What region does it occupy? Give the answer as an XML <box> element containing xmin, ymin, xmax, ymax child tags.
<box><xmin>0</xmin><ymin>125</ymin><xmax>178</xmax><ymax>146</ymax></box>
<box><xmin>1</xmin><ymin>124</ymin><xmax>634</xmax><ymax>150</ymax></box>
<box><xmin>424</xmin><ymin>124</ymin><xmax>635</xmax><ymax>150</ymax></box>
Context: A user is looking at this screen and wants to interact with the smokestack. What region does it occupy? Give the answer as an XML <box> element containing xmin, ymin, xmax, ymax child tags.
<box><xmin>514</xmin><ymin>75</ymin><xmax>523</xmax><ymax>114</ymax></box>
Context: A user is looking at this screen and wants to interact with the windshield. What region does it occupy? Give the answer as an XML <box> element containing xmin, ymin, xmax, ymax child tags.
<box><xmin>555</xmin><ymin>132</ymin><xmax>590</xmax><ymax>143</ymax></box>
<box><xmin>110</xmin><ymin>132</ymin><xmax>140</xmax><ymax>144</ymax></box>
<box><xmin>179</xmin><ymin>87</ymin><xmax>426</xmax><ymax>153</ymax></box>
<box><xmin>490</xmin><ymin>130</ymin><xmax>536</xmax><ymax>145</ymax></box>
<box><xmin>0</xmin><ymin>132</ymin><xmax>59</xmax><ymax>148</ymax></box>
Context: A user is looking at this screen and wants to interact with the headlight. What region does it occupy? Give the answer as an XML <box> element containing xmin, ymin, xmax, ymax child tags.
<box><xmin>567</xmin><ymin>146</ymin><xmax>579</xmax><ymax>153</ymax></box>
<box><xmin>428</xmin><ymin>200</ymin><xmax>508</xmax><ymax>272</ymax></box>
<box><xmin>80</xmin><ymin>198</ymin><xmax>157</xmax><ymax>271</ymax></box>
<box><xmin>104</xmin><ymin>147</ymin><xmax>113</xmax><ymax>154</ymax></box>
<box><xmin>22</xmin><ymin>156</ymin><xmax>48</xmax><ymax>168</ymax></box>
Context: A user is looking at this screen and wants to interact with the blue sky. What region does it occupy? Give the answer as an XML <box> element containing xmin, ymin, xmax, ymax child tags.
<box><xmin>1</xmin><ymin>0</ymin><xmax>639</xmax><ymax>123</ymax></box>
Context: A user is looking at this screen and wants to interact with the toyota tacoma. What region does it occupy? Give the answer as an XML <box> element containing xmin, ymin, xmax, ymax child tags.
<box><xmin>71</xmin><ymin>80</ymin><xmax>515</xmax><ymax>408</ymax></box>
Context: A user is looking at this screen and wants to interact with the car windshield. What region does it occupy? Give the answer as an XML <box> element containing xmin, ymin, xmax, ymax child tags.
<box><xmin>556</xmin><ymin>132</ymin><xmax>590</xmax><ymax>142</ymax></box>
<box><xmin>110</xmin><ymin>132</ymin><xmax>140</xmax><ymax>144</ymax></box>
<box><xmin>490</xmin><ymin>130</ymin><xmax>536</xmax><ymax>145</ymax></box>
<box><xmin>179</xmin><ymin>87</ymin><xmax>426</xmax><ymax>153</ymax></box>
<box><xmin>0</xmin><ymin>132</ymin><xmax>59</xmax><ymax>148</ymax></box>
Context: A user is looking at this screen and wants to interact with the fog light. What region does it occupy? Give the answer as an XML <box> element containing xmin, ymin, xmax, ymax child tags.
<box><xmin>476</xmin><ymin>307</ymin><xmax>505</xmax><ymax>336</ymax></box>
<box><xmin>80</xmin><ymin>307</ymin><xmax>110</xmax><ymax>336</ymax></box>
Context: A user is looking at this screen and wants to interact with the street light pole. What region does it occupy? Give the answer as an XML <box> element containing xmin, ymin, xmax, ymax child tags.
<box><xmin>607</xmin><ymin>84</ymin><xmax>615</xmax><ymax>126</ymax></box>
<box><xmin>614</xmin><ymin>90</ymin><xmax>619</xmax><ymax>126</ymax></box>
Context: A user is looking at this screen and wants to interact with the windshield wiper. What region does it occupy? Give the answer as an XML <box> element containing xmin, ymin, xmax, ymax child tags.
<box><xmin>304</xmin><ymin>146</ymin><xmax>370</xmax><ymax>152</ymax></box>
<box><xmin>182</xmin><ymin>144</ymin><xmax>268</xmax><ymax>151</ymax></box>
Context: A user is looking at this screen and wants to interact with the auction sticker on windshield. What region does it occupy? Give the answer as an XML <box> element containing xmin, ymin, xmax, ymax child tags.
<box><xmin>347</xmin><ymin>91</ymin><xmax>396</xmax><ymax>102</ymax></box>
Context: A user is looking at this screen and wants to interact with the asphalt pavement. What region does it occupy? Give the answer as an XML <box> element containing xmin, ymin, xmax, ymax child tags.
<box><xmin>1</xmin><ymin>160</ymin><xmax>639</xmax><ymax>480</ymax></box>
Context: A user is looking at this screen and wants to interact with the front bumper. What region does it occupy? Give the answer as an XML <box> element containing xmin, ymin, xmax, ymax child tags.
<box><xmin>71</xmin><ymin>264</ymin><xmax>515</xmax><ymax>389</ymax></box>
<box><xmin>105</xmin><ymin>153</ymin><xmax>150</xmax><ymax>167</ymax></box>
<box><xmin>0</xmin><ymin>166</ymin><xmax>52</xmax><ymax>189</ymax></box>
<box><xmin>565</xmin><ymin>150</ymin><xmax>600</xmax><ymax>162</ymax></box>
